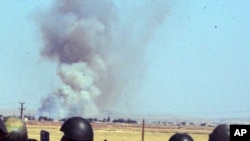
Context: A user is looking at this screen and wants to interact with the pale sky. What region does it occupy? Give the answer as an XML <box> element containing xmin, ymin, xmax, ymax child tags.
<box><xmin>0</xmin><ymin>0</ymin><xmax>250</xmax><ymax>119</ymax></box>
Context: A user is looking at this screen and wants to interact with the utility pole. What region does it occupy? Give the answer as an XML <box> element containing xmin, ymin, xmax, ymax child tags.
<box><xmin>19</xmin><ymin>102</ymin><xmax>25</xmax><ymax>120</ymax></box>
<box><xmin>141</xmin><ymin>119</ymin><xmax>145</xmax><ymax>141</ymax></box>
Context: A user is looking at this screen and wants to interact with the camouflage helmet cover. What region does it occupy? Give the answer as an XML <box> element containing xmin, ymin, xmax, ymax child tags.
<box><xmin>3</xmin><ymin>116</ymin><xmax>28</xmax><ymax>141</ymax></box>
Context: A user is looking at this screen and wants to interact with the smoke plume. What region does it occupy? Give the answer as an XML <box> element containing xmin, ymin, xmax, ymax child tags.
<box><xmin>37</xmin><ymin>0</ymin><xmax>168</xmax><ymax>118</ymax></box>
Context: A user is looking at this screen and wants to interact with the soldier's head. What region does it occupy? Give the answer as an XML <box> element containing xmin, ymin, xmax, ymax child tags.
<box><xmin>0</xmin><ymin>119</ymin><xmax>7</xmax><ymax>141</ymax></box>
<box><xmin>169</xmin><ymin>133</ymin><xmax>194</xmax><ymax>141</ymax></box>
<box><xmin>208</xmin><ymin>124</ymin><xmax>230</xmax><ymax>141</ymax></box>
<box><xmin>3</xmin><ymin>116</ymin><xmax>28</xmax><ymax>141</ymax></box>
<box><xmin>60</xmin><ymin>117</ymin><xmax>93</xmax><ymax>141</ymax></box>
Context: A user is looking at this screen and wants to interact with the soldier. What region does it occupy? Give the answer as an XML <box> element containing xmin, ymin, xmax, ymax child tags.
<box><xmin>60</xmin><ymin>117</ymin><xmax>93</xmax><ymax>141</ymax></box>
<box><xmin>168</xmin><ymin>133</ymin><xmax>194</xmax><ymax>141</ymax></box>
<box><xmin>208</xmin><ymin>124</ymin><xmax>230</xmax><ymax>141</ymax></box>
<box><xmin>3</xmin><ymin>116</ymin><xmax>28</xmax><ymax>141</ymax></box>
<box><xmin>0</xmin><ymin>118</ymin><xmax>7</xmax><ymax>141</ymax></box>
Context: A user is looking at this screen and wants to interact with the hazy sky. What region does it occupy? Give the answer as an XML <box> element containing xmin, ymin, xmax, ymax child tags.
<box><xmin>1</xmin><ymin>0</ymin><xmax>250</xmax><ymax>119</ymax></box>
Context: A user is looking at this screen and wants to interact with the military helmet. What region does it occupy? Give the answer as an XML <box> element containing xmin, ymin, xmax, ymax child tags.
<box><xmin>208</xmin><ymin>124</ymin><xmax>230</xmax><ymax>141</ymax></box>
<box><xmin>169</xmin><ymin>133</ymin><xmax>194</xmax><ymax>141</ymax></box>
<box><xmin>3</xmin><ymin>116</ymin><xmax>28</xmax><ymax>141</ymax></box>
<box><xmin>60</xmin><ymin>117</ymin><xmax>93</xmax><ymax>141</ymax></box>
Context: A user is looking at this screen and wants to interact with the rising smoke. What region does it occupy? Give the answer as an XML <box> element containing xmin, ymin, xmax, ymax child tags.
<box><xmin>36</xmin><ymin>0</ymin><xmax>168</xmax><ymax>118</ymax></box>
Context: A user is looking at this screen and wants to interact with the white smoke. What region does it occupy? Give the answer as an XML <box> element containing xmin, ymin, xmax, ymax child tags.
<box><xmin>36</xmin><ymin>0</ymin><xmax>169</xmax><ymax>118</ymax></box>
<box><xmin>39</xmin><ymin>62</ymin><xmax>101</xmax><ymax>117</ymax></box>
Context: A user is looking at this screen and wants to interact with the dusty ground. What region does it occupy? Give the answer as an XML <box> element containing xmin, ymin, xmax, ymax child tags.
<box><xmin>26</xmin><ymin>121</ymin><xmax>213</xmax><ymax>141</ymax></box>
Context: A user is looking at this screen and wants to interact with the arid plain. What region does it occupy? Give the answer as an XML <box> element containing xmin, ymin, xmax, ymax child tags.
<box><xmin>26</xmin><ymin>121</ymin><xmax>213</xmax><ymax>141</ymax></box>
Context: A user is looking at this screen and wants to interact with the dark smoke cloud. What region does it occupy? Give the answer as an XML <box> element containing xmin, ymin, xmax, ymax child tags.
<box><xmin>36</xmin><ymin>0</ymin><xmax>168</xmax><ymax>118</ymax></box>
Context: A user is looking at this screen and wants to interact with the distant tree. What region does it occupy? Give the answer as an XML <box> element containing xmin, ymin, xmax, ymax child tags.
<box><xmin>107</xmin><ymin>116</ymin><xmax>110</xmax><ymax>122</ymax></box>
<box><xmin>24</xmin><ymin>115</ymin><xmax>35</xmax><ymax>120</ymax></box>
<box><xmin>87</xmin><ymin>118</ymin><xmax>97</xmax><ymax>123</ymax></box>
<box><xmin>38</xmin><ymin>116</ymin><xmax>54</xmax><ymax>121</ymax></box>
<box><xmin>112</xmin><ymin>118</ymin><xmax>137</xmax><ymax>124</ymax></box>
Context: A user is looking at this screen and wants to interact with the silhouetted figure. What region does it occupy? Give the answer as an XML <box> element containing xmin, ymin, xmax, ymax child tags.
<box><xmin>0</xmin><ymin>118</ymin><xmax>7</xmax><ymax>141</ymax></box>
<box><xmin>60</xmin><ymin>117</ymin><xmax>94</xmax><ymax>141</ymax></box>
<box><xmin>3</xmin><ymin>116</ymin><xmax>28</xmax><ymax>141</ymax></box>
<box><xmin>208</xmin><ymin>124</ymin><xmax>230</xmax><ymax>141</ymax></box>
<box><xmin>168</xmin><ymin>133</ymin><xmax>194</xmax><ymax>141</ymax></box>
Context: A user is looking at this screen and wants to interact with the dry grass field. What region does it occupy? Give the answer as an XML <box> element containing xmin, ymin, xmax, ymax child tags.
<box><xmin>26</xmin><ymin>121</ymin><xmax>213</xmax><ymax>141</ymax></box>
